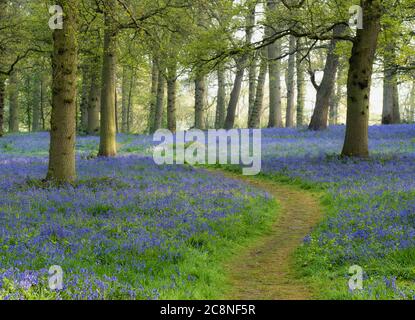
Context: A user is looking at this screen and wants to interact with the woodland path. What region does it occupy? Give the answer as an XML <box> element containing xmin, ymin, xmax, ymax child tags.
<box><xmin>215</xmin><ymin>171</ymin><xmax>323</xmax><ymax>300</ymax></box>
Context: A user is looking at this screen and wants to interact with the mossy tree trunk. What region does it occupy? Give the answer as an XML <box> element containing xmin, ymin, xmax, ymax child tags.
<box><xmin>46</xmin><ymin>0</ymin><xmax>78</xmax><ymax>183</ymax></box>
<box><xmin>194</xmin><ymin>74</ymin><xmax>207</xmax><ymax>130</ymax></box>
<box><xmin>121</xmin><ymin>66</ymin><xmax>129</xmax><ymax>133</ymax></box>
<box><xmin>167</xmin><ymin>64</ymin><xmax>177</xmax><ymax>133</ymax></box>
<box><xmin>0</xmin><ymin>76</ymin><xmax>5</xmax><ymax>136</ymax></box>
<box><xmin>32</xmin><ymin>75</ymin><xmax>41</xmax><ymax>132</ymax></box>
<box><xmin>342</xmin><ymin>0</ymin><xmax>382</xmax><ymax>158</ymax></box>
<box><xmin>87</xmin><ymin>64</ymin><xmax>101</xmax><ymax>135</ymax></box>
<box><xmin>152</xmin><ymin>67</ymin><xmax>165</xmax><ymax>132</ymax></box>
<box><xmin>382</xmin><ymin>43</ymin><xmax>400</xmax><ymax>124</ymax></box>
<box><xmin>79</xmin><ymin>65</ymin><xmax>89</xmax><ymax>133</ymax></box>
<box><xmin>40</xmin><ymin>73</ymin><xmax>48</xmax><ymax>130</ymax></box>
<box><xmin>8</xmin><ymin>71</ymin><xmax>19</xmax><ymax>133</ymax></box>
<box><xmin>98</xmin><ymin>0</ymin><xmax>117</xmax><ymax>157</ymax></box>
<box><xmin>148</xmin><ymin>58</ymin><xmax>159</xmax><ymax>133</ymax></box>
<box><xmin>267</xmin><ymin>0</ymin><xmax>282</xmax><ymax>128</ymax></box>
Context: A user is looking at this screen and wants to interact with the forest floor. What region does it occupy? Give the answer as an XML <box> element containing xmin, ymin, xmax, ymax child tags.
<box><xmin>215</xmin><ymin>171</ymin><xmax>323</xmax><ymax>300</ymax></box>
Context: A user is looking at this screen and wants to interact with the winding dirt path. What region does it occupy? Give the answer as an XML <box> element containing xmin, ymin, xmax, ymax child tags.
<box><xmin>218</xmin><ymin>171</ymin><xmax>323</xmax><ymax>300</ymax></box>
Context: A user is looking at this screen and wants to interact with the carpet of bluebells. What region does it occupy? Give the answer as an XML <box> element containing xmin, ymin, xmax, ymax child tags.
<box><xmin>2</xmin><ymin>124</ymin><xmax>415</xmax><ymax>300</ymax></box>
<box><xmin>0</xmin><ymin>133</ymin><xmax>273</xmax><ymax>300</ymax></box>
<box><xmin>260</xmin><ymin>124</ymin><xmax>415</xmax><ymax>299</ymax></box>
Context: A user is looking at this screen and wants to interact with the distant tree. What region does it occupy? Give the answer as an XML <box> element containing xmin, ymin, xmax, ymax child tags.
<box><xmin>296</xmin><ymin>39</ymin><xmax>306</xmax><ymax>127</ymax></box>
<box><xmin>224</xmin><ymin>6</ymin><xmax>255</xmax><ymax>130</ymax></box>
<box><xmin>8</xmin><ymin>71</ymin><xmax>19</xmax><ymax>133</ymax></box>
<box><xmin>194</xmin><ymin>73</ymin><xmax>207</xmax><ymax>130</ymax></box>
<box><xmin>0</xmin><ymin>76</ymin><xmax>5</xmax><ymax>136</ymax></box>
<box><xmin>248</xmin><ymin>47</ymin><xmax>267</xmax><ymax>128</ymax></box>
<box><xmin>382</xmin><ymin>39</ymin><xmax>401</xmax><ymax>125</ymax></box>
<box><xmin>309</xmin><ymin>25</ymin><xmax>345</xmax><ymax>131</ymax></box>
<box><xmin>285</xmin><ymin>36</ymin><xmax>296</xmax><ymax>128</ymax></box>
<box><xmin>215</xmin><ymin>65</ymin><xmax>226</xmax><ymax>129</ymax></box>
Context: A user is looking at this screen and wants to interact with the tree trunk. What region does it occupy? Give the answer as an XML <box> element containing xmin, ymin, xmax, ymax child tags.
<box><xmin>79</xmin><ymin>66</ymin><xmax>89</xmax><ymax>133</ymax></box>
<box><xmin>382</xmin><ymin>44</ymin><xmax>400</xmax><ymax>124</ymax></box>
<box><xmin>8</xmin><ymin>71</ymin><xmax>19</xmax><ymax>133</ymax></box>
<box><xmin>24</xmin><ymin>75</ymin><xmax>32</xmax><ymax>132</ymax></box>
<box><xmin>248</xmin><ymin>53</ymin><xmax>258</xmax><ymax>120</ymax></box>
<box><xmin>267</xmin><ymin>1</ymin><xmax>283</xmax><ymax>128</ymax></box>
<box><xmin>46</xmin><ymin>0</ymin><xmax>78</xmax><ymax>183</ymax></box>
<box><xmin>0</xmin><ymin>76</ymin><xmax>5</xmax><ymax>137</ymax></box>
<box><xmin>115</xmin><ymin>90</ymin><xmax>119</xmax><ymax>134</ymax></box>
<box><xmin>224</xmin><ymin>7</ymin><xmax>255</xmax><ymax>130</ymax></box>
<box><xmin>98</xmin><ymin>0</ymin><xmax>117</xmax><ymax>157</ymax></box>
<box><xmin>167</xmin><ymin>64</ymin><xmax>177</xmax><ymax>133</ymax></box>
<box><xmin>248</xmin><ymin>48</ymin><xmax>268</xmax><ymax>128</ymax></box>
<box><xmin>342</xmin><ymin>0</ymin><xmax>382</xmax><ymax>158</ymax></box>
<box><xmin>152</xmin><ymin>68</ymin><xmax>165</xmax><ymax>132</ymax></box>
<box><xmin>87</xmin><ymin>64</ymin><xmax>101</xmax><ymax>135</ymax></box>
<box><xmin>224</xmin><ymin>59</ymin><xmax>246</xmax><ymax>130</ymax></box>
<box><xmin>32</xmin><ymin>75</ymin><xmax>41</xmax><ymax>132</ymax></box>
<box><xmin>194</xmin><ymin>74</ymin><xmax>207</xmax><ymax>130</ymax></box>
<box><xmin>285</xmin><ymin>36</ymin><xmax>296</xmax><ymax>127</ymax></box>
<box><xmin>309</xmin><ymin>25</ymin><xmax>345</xmax><ymax>130</ymax></box>
<box><xmin>329</xmin><ymin>68</ymin><xmax>343</xmax><ymax>126</ymax></box>
<box><xmin>121</xmin><ymin>66</ymin><xmax>129</xmax><ymax>133</ymax></box>
<box><xmin>215</xmin><ymin>66</ymin><xmax>226</xmax><ymax>129</ymax></box>
<box><xmin>40</xmin><ymin>74</ymin><xmax>47</xmax><ymax>130</ymax></box>
<box><xmin>296</xmin><ymin>38</ymin><xmax>306</xmax><ymax>127</ymax></box>
<box><xmin>126</xmin><ymin>71</ymin><xmax>134</xmax><ymax>133</ymax></box>
<box><xmin>409</xmin><ymin>82</ymin><xmax>415</xmax><ymax>123</ymax></box>
<box><xmin>148</xmin><ymin>59</ymin><xmax>159</xmax><ymax>133</ymax></box>
<box><xmin>167</xmin><ymin>79</ymin><xmax>177</xmax><ymax>133</ymax></box>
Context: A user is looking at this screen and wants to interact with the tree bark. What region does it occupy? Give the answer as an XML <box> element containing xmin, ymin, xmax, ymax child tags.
<box><xmin>248</xmin><ymin>53</ymin><xmax>258</xmax><ymax>120</ymax></box>
<box><xmin>0</xmin><ymin>76</ymin><xmax>5</xmax><ymax>136</ymax></box>
<box><xmin>296</xmin><ymin>39</ymin><xmax>306</xmax><ymax>127</ymax></box>
<box><xmin>40</xmin><ymin>73</ymin><xmax>47</xmax><ymax>130</ymax></box>
<box><xmin>194</xmin><ymin>74</ymin><xmax>207</xmax><ymax>130</ymax></box>
<box><xmin>32</xmin><ymin>75</ymin><xmax>41</xmax><ymax>132</ymax></box>
<box><xmin>98</xmin><ymin>0</ymin><xmax>117</xmax><ymax>157</ymax></box>
<box><xmin>309</xmin><ymin>25</ymin><xmax>345</xmax><ymax>130</ymax></box>
<box><xmin>342</xmin><ymin>0</ymin><xmax>382</xmax><ymax>158</ymax></box>
<box><xmin>285</xmin><ymin>36</ymin><xmax>296</xmax><ymax>128</ymax></box>
<box><xmin>215</xmin><ymin>66</ymin><xmax>226</xmax><ymax>129</ymax></box>
<box><xmin>248</xmin><ymin>48</ymin><xmax>268</xmax><ymax>128</ymax></box>
<box><xmin>329</xmin><ymin>67</ymin><xmax>343</xmax><ymax>126</ymax></box>
<box><xmin>46</xmin><ymin>0</ymin><xmax>78</xmax><ymax>183</ymax></box>
<box><xmin>126</xmin><ymin>71</ymin><xmax>134</xmax><ymax>133</ymax></box>
<box><xmin>24</xmin><ymin>75</ymin><xmax>32</xmax><ymax>132</ymax></box>
<box><xmin>148</xmin><ymin>58</ymin><xmax>159</xmax><ymax>133</ymax></box>
<box><xmin>121</xmin><ymin>66</ymin><xmax>129</xmax><ymax>133</ymax></box>
<box><xmin>8</xmin><ymin>71</ymin><xmax>19</xmax><ymax>133</ymax></box>
<box><xmin>79</xmin><ymin>66</ymin><xmax>89</xmax><ymax>133</ymax></box>
<box><xmin>409</xmin><ymin>82</ymin><xmax>415</xmax><ymax>123</ymax></box>
<box><xmin>152</xmin><ymin>68</ymin><xmax>165</xmax><ymax>132</ymax></box>
<box><xmin>267</xmin><ymin>1</ymin><xmax>283</xmax><ymax>128</ymax></box>
<box><xmin>87</xmin><ymin>64</ymin><xmax>101</xmax><ymax>135</ymax></box>
<box><xmin>382</xmin><ymin>44</ymin><xmax>400</xmax><ymax>124</ymax></box>
<box><xmin>167</xmin><ymin>65</ymin><xmax>177</xmax><ymax>133</ymax></box>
